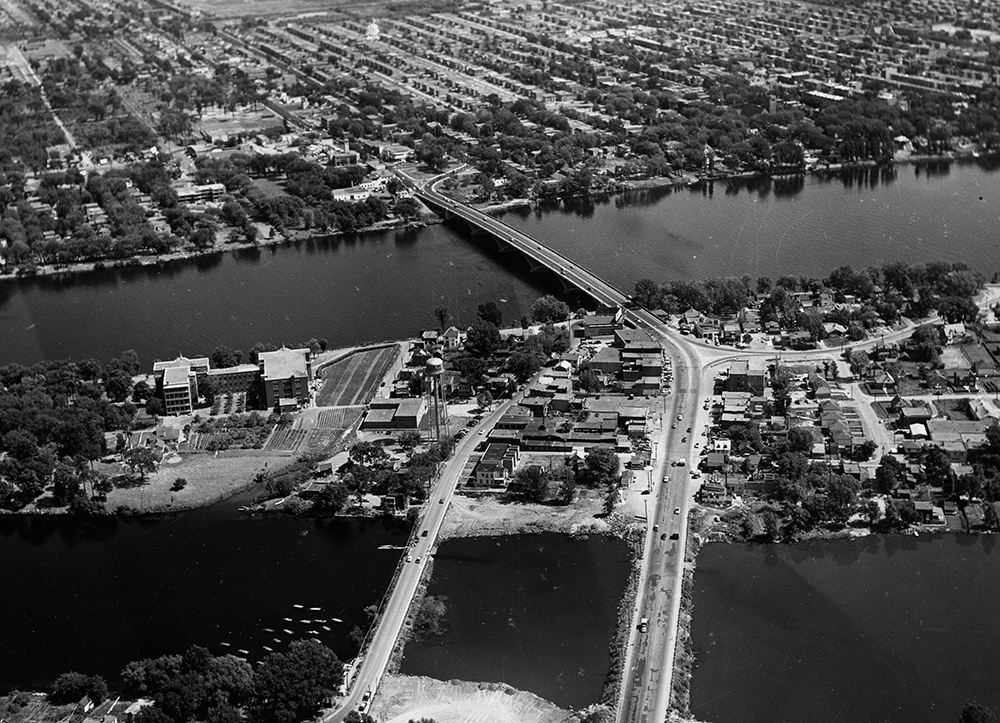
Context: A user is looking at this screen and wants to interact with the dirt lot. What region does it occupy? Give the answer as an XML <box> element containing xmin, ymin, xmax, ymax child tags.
<box><xmin>440</xmin><ymin>489</ymin><xmax>610</xmax><ymax>539</ymax></box>
<box><xmin>316</xmin><ymin>345</ymin><xmax>400</xmax><ymax>407</ymax></box>
<box><xmin>105</xmin><ymin>453</ymin><xmax>287</xmax><ymax>513</ymax></box>
<box><xmin>372</xmin><ymin>675</ymin><xmax>570</xmax><ymax>723</ymax></box>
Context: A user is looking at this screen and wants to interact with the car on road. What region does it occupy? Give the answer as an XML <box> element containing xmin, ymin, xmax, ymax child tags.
<box><xmin>406</xmin><ymin>555</ymin><xmax>413</xmax><ymax>562</ymax></box>
<box><xmin>674</xmin><ymin>507</ymin><xmax>681</xmax><ymax>515</ymax></box>
<box><xmin>477</xmin><ymin>429</ymin><xmax>484</xmax><ymax>435</ymax></box>
<box><xmin>671</xmin><ymin>423</ymin><xmax>676</xmax><ymax>429</ymax></box>
<box><xmin>676</xmin><ymin>458</ymin><xmax>686</xmax><ymax>466</ymax></box>
<box><xmin>670</xmin><ymin>533</ymin><xmax>679</xmax><ymax>540</ymax></box>
<box><xmin>687</xmin><ymin>427</ymin><xmax>692</xmax><ymax>432</ymax></box>
<box><xmin>653</xmin><ymin>524</ymin><xmax>659</xmax><ymax>531</ymax></box>
<box><xmin>681</xmin><ymin>436</ymin><xmax>687</xmax><ymax>442</ymax></box>
<box><xmin>677</xmin><ymin>415</ymin><xmax>683</xmax><ymax>421</ymax></box>
<box><xmin>439</xmin><ymin>498</ymin><xmax>444</xmax><ymax>503</ymax></box>
<box><xmin>415</xmin><ymin>556</ymin><xmax>421</xmax><ymax>563</ymax></box>
<box><xmin>660</xmin><ymin>533</ymin><xmax>667</xmax><ymax>540</ymax></box>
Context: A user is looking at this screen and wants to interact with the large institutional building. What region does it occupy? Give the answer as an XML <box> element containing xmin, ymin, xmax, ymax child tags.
<box><xmin>152</xmin><ymin>347</ymin><xmax>313</xmax><ymax>416</ymax></box>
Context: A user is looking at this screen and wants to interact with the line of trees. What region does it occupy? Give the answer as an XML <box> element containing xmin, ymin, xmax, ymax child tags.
<box><xmin>0</xmin><ymin>351</ymin><xmax>141</xmax><ymax>511</ymax></box>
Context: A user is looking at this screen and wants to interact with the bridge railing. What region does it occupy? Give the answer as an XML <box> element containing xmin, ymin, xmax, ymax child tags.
<box><xmin>417</xmin><ymin>190</ymin><xmax>631</xmax><ymax>301</ymax></box>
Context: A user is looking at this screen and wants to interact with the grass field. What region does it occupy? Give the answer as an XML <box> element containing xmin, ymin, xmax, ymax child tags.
<box><xmin>105</xmin><ymin>454</ymin><xmax>286</xmax><ymax>513</ymax></box>
<box><xmin>316</xmin><ymin>346</ymin><xmax>399</xmax><ymax>407</ymax></box>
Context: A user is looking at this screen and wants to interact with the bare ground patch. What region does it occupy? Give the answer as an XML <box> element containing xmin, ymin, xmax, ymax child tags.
<box><xmin>105</xmin><ymin>454</ymin><xmax>287</xmax><ymax>513</ymax></box>
<box><xmin>440</xmin><ymin>489</ymin><xmax>610</xmax><ymax>539</ymax></box>
<box><xmin>372</xmin><ymin>675</ymin><xmax>571</xmax><ymax>723</ymax></box>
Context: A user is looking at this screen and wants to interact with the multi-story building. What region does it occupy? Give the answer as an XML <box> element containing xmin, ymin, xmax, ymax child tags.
<box><xmin>258</xmin><ymin>347</ymin><xmax>313</xmax><ymax>409</ymax></box>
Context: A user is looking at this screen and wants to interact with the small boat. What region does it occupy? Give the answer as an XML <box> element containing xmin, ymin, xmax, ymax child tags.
<box><xmin>283</xmin><ymin>629</ymin><xmax>294</xmax><ymax>635</ymax></box>
<box><xmin>284</xmin><ymin>618</ymin><xmax>293</xmax><ymax>622</ymax></box>
<box><xmin>300</xmin><ymin>620</ymin><xmax>311</xmax><ymax>624</ymax></box>
<box><xmin>263</xmin><ymin>646</ymin><xmax>273</xmax><ymax>652</ymax></box>
<box><xmin>263</xmin><ymin>628</ymin><xmax>275</xmax><ymax>633</ymax></box>
<box><xmin>221</xmin><ymin>642</ymin><xmax>231</xmax><ymax>647</ymax></box>
<box><xmin>311</xmin><ymin>638</ymin><xmax>321</xmax><ymax>643</ymax></box>
<box><xmin>322</xmin><ymin>625</ymin><xmax>331</xmax><ymax>631</ymax></box>
<box><xmin>310</xmin><ymin>607</ymin><xmax>321</xmax><ymax>611</ymax></box>
<box><xmin>309</xmin><ymin>630</ymin><xmax>320</xmax><ymax>635</ymax></box>
<box><xmin>238</xmin><ymin>649</ymin><xmax>249</xmax><ymax>655</ymax></box>
<box><xmin>331</xmin><ymin>617</ymin><xmax>343</xmax><ymax>623</ymax></box>
<box><xmin>293</xmin><ymin>605</ymin><xmax>304</xmax><ymax>609</ymax></box>
<box><xmin>315</xmin><ymin>619</ymin><xmax>326</xmax><ymax>623</ymax></box>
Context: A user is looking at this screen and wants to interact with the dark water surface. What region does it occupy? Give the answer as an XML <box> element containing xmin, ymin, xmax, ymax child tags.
<box><xmin>401</xmin><ymin>533</ymin><xmax>630</xmax><ymax>709</ymax></box>
<box><xmin>0</xmin><ymin>161</ymin><xmax>1000</xmax><ymax>365</ymax></box>
<box><xmin>3</xmin><ymin>160</ymin><xmax>1000</xmax><ymax>367</ymax></box>
<box><xmin>0</xmin><ymin>225</ymin><xmax>552</xmax><ymax>366</ymax></box>
<box><xmin>690</xmin><ymin>534</ymin><xmax>1000</xmax><ymax>723</ymax></box>
<box><xmin>0</xmin><ymin>491</ymin><xmax>410</xmax><ymax>693</ymax></box>
<box><xmin>498</xmin><ymin>159</ymin><xmax>1000</xmax><ymax>284</ymax></box>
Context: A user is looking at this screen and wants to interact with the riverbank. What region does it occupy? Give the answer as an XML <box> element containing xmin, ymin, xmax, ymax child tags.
<box><xmin>438</xmin><ymin>489</ymin><xmax>611</xmax><ymax>539</ymax></box>
<box><xmin>371</xmin><ymin>675</ymin><xmax>574</xmax><ymax>723</ymax></box>
<box><xmin>0</xmin><ymin>215</ymin><xmax>437</xmax><ymax>283</ymax></box>
<box><xmin>668</xmin><ymin>509</ymin><xmax>708</xmax><ymax>716</ymax></box>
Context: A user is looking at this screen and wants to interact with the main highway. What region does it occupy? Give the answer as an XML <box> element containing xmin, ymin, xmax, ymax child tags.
<box><xmin>406</xmin><ymin>169</ymin><xmax>706</xmax><ymax>723</ymax></box>
<box><xmin>323</xmin><ymin>392</ymin><xmax>532</xmax><ymax>722</ymax></box>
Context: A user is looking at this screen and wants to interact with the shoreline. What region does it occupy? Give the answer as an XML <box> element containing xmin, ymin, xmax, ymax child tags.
<box><xmin>2</xmin><ymin>151</ymin><xmax>991</xmax><ymax>285</ymax></box>
<box><xmin>0</xmin><ymin>216</ymin><xmax>437</xmax><ymax>283</ymax></box>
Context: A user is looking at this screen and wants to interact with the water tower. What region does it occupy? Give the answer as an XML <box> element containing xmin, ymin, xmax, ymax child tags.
<box><xmin>425</xmin><ymin>356</ymin><xmax>448</xmax><ymax>440</ymax></box>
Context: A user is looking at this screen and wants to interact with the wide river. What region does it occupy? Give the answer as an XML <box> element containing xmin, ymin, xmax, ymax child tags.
<box><xmin>0</xmin><ymin>489</ymin><xmax>410</xmax><ymax>693</ymax></box>
<box><xmin>690</xmin><ymin>534</ymin><xmax>1000</xmax><ymax>723</ymax></box>
<box><xmin>401</xmin><ymin>533</ymin><xmax>630</xmax><ymax>709</ymax></box>
<box><xmin>2</xmin><ymin>159</ymin><xmax>1000</xmax><ymax>366</ymax></box>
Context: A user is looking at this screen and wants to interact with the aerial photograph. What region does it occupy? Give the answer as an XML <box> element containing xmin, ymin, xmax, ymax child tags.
<box><xmin>1</xmin><ymin>0</ymin><xmax>1000</xmax><ymax>721</ymax></box>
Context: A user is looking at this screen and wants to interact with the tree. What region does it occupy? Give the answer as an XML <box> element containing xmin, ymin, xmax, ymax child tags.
<box><xmin>433</xmin><ymin>306</ymin><xmax>449</xmax><ymax>332</ymax></box>
<box><xmin>50</xmin><ymin>672</ymin><xmax>93</xmax><ymax>704</ymax></box>
<box><xmin>853</xmin><ymin>440</ymin><xmax>878</xmax><ymax>461</ymax></box>
<box><xmin>396</xmin><ymin>430</ymin><xmax>421</xmax><ymax>451</ymax></box>
<box><xmin>960</xmin><ymin>702</ymin><xmax>998</xmax><ymax>723</ymax></box>
<box><xmin>874</xmin><ymin>455</ymin><xmax>905</xmax><ymax>495</ymax></box>
<box><xmin>249</xmin><ymin>640</ymin><xmax>343</xmax><ymax>723</ymax></box>
<box><xmin>211</xmin><ymin>346</ymin><xmax>241</xmax><ymax>369</ymax></box>
<box><xmin>466</xmin><ymin>319</ymin><xmax>501</xmax><ymax>358</ymax></box>
<box><xmin>124</xmin><ymin>446</ymin><xmax>158</xmax><ymax>480</ymax></box>
<box><xmin>531</xmin><ymin>295</ymin><xmax>570</xmax><ymax>323</ymax></box>
<box><xmin>788</xmin><ymin>426</ymin><xmax>814</xmax><ymax>454</ymax></box>
<box><xmin>577</xmin><ymin>367</ymin><xmax>603</xmax><ymax>393</ymax></box>
<box><xmin>349</xmin><ymin>441</ymin><xmax>388</xmax><ymax>468</ymax></box>
<box><xmin>476</xmin><ymin>390</ymin><xmax>494</xmax><ymax>410</ymax></box>
<box><xmin>311</xmin><ymin>481</ymin><xmax>349</xmax><ymax>516</ymax></box>
<box><xmin>477</xmin><ymin>301</ymin><xmax>502</xmax><ymax>327</ymax></box>
<box><xmin>584</xmin><ymin>448</ymin><xmax>620</xmax><ymax>486</ymax></box>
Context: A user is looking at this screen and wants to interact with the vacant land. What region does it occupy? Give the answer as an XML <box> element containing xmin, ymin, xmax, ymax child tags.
<box><xmin>440</xmin><ymin>489</ymin><xmax>609</xmax><ymax>539</ymax></box>
<box><xmin>105</xmin><ymin>453</ymin><xmax>286</xmax><ymax>513</ymax></box>
<box><xmin>317</xmin><ymin>345</ymin><xmax>399</xmax><ymax>407</ymax></box>
<box><xmin>372</xmin><ymin>675</ymin><xmax>568</xmax><ymax>723</ymax></box>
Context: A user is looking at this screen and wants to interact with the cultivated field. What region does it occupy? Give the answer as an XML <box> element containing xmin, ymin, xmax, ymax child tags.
<box><xmin>316</xmin><ymin>346</ymin><xmax>399</xmax><ymax>407</ymax></box>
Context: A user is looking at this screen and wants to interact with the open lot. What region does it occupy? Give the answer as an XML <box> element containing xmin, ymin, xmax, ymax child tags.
<box><xmin>439</xmin><ymin>489</ymin><xmax>609</xmax><ymax>539</ymax></box>
<box><xmin>105</xmin><ymin>453</ymin><xmax>287</xmax><ymax>513</ymax></box>
<box><xmin>317</xmin><ymin>346</ymin><xmax>399</xmax><ymax>407</ymax></box>
<box><xmin>373</xmin><ymin>675</ymin><xmax>568</xmax><ymax>723</ymax></box>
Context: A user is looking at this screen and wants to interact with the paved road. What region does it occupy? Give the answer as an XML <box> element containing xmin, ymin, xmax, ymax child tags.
<box><xmin>337</xmin><ymin>179</ymin><xmax>1000</xmax><ymax>723</ymax></box>
<box><xmin>322</xmin><ymin>396</ymin><xmax>520</xmax><ymax>723</ymax></box>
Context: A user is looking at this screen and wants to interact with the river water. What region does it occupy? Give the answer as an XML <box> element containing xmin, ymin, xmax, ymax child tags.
<box><xmin>401</xmin><ymin>533</ymin><xmax>630</xmax><ymax>709</ymax></box>
<box><xmin>690</xmin><ymin>534</ymin><xmax>1000</xmax><ymax>723</ymax></box>
<box><xmin>0</xmin><ymin>490</ymin><xmax>410</xmax><ymax>693</ymax></box>
<box><xmin>3</xmin><ymin>159</ymin><xmax>1000</xmax><ymax>367</ymax></box>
